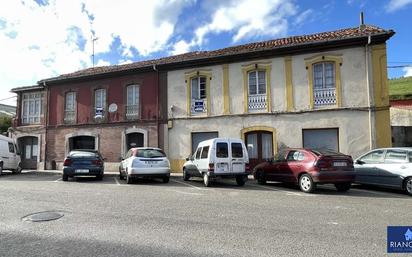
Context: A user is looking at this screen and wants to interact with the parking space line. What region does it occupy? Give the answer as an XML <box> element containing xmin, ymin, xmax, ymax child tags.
<box><xmin>53</xmin><ymin>178</ymin><xmax>62</xmax><ymax>182</ymax></box>
<box><xmin>349</xmin><ymin>188</ymin><xmax>408</xmax><ymax>199</ymax></box>
<box><xmin>170</xmin><ymin>179</ymin><xmax>207</xmax><ymax>190</ymax></box>
<box><xmin>114</xmin><ymin>177</ymin><xmax>121</xmax><ymax>185</ymax></box>
<box><xmin>248</xmin><ymin>183</ymin><xmax>314</xmax><ymax>197</ymax></box>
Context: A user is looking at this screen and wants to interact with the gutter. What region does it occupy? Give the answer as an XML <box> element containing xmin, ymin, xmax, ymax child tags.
<box><xmin>365</xmin><ymin>35</ymin><xmax>375</xmax><ymax>150</ymax></box>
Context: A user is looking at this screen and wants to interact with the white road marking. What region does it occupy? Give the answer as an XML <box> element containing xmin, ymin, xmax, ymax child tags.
<box><xmin>171</xmin><ymin>179</ymin><xmax>208</xmax><ymax>190</ymax></box>
<box><xmin>327</xmin><ymin>222</ymin><xmax>339</xmax><ymax>225</ymax></box>
<box><xmin>114</xmin><ymin>177</ymin><xmax>121</xmax><ymax>185</ymax></box>
<box><xmin>169</xmin><ymin>190</ymin><xmax>203</xmax><ymax>196</ymax></box>
<box><xmin>349</xmin><ymin>188</ymin><xmax>407</xmax><ymax>198</ymax></box>
<box><xmin>53</xmin><ymin>178</ymin><xmax>62</xmax><ymax>182</ymax></box>
<box><xmin>249</xmin><ymin>183</ymin><xmax>315</xmax><ymax>197</ymax></box>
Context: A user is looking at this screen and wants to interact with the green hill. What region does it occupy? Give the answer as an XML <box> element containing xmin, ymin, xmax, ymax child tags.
<box><xmin>389</xmin><ymin>76</ymin><xmax>412</xmax><ymax>100</ymax></box>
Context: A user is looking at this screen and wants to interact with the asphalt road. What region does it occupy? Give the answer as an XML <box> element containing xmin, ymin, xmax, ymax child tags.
<box><xmin>0</xmin><ymin>171</ymin><xmax>410</xmax><ymax>257</ymax></box>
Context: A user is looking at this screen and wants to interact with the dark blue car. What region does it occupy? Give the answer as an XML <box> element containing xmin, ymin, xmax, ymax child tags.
<box><xmin>62</xmin><ymin>150</ymin><xmax>105</xmax><ymax>181</ymax></box>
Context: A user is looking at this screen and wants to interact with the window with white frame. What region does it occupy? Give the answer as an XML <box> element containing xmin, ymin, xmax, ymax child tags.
<box><xmin>248</xmin><ymin>70</ymin><xmax>267</xmax><ymax>111</ymax></box>
<box><xmin>22</xmin><ymin>92</ymin><xmax>43</xmax><ymax>124</ymax></box>
<box><xmin>313</xmin><ymin>62</ymin><xmax>336</xmax><ymax>107</ymax></box>
<box><xmin>94</xmin><ymin>88</ymin><xmax>106</xmax><ymax>118</ymax></box>
<box><xmin>126</xmin><ymin>85</ymin><xmax>139</xmax><ymax>120</ymax></box>
<box><xmin>64</xmin><ymin>92</ymin><xmax>76</xmax><ymax>123</ymax></box>
<box><xmin>191</xmin><ymin>76</ymin><xmax>207</xmax><ymax>114</ymax></box>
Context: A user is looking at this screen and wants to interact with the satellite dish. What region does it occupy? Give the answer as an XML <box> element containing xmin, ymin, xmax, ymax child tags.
<box><xmin>108</xmin><ymin>103</ymin><xmax>118</xmax><ymax>113</ymax></box>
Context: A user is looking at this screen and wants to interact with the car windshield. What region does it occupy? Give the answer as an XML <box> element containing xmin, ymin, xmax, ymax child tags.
<box><xmin>69</xmin><ymin>151</ymin><xmax>98</xmax><ymax>158</ymax></box>
<box><xmin>311</xmin><ymin>148</ymin><xmax>342</xmax><ymax>156</ymax></box>
<box><xmin>136</xmin><ymin>149</ymin><xmax>166</xmax><ymax>158</ymax></box>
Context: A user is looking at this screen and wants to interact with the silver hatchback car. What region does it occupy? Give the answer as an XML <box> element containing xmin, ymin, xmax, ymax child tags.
<box><xmin>354</xmin><ymin>147</ymin><xmax>412</xmax><ymax>196</ymax></box>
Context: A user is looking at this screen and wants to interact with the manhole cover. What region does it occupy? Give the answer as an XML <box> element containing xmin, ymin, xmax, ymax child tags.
<box><xmin>22</xmin><ymin>211</ymin><xmax>64</xmax><ymax>222</ymax></box>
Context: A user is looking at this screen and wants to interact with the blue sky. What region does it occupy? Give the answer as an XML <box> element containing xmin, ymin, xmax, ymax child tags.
<box><xmin>0</xmin><ymin>0</ymin><xmax>411</xmax><ymax>106</ymax></box>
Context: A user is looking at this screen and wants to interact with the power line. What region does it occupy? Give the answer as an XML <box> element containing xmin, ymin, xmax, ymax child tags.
<box><xmin>0</xmin><ymin>96</ymin><xmax>17</xmax><ymax>102</ymax></box>
<box><xmin>388</xmin><ymin>65</ymin><xmax>412</xmax><ymax>68</ymax></box>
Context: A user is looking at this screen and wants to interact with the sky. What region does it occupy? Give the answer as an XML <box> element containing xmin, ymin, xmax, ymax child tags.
<box><xmin>1</xmin><ymin>0</ymin><xmax>411</xmax><ymax>106</ymax></box>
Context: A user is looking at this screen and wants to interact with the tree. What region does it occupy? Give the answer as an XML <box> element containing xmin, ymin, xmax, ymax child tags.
<box><xmin>0</xmin><ymin>116</ymin><xmax>12</xmax><ymax>134</ymax></box>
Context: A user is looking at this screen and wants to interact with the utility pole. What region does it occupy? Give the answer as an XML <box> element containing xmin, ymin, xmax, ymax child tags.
<box><xmin>92</xmin><ymin>36</ymin><xmax>98</xmax><ymax>67</ymax></box>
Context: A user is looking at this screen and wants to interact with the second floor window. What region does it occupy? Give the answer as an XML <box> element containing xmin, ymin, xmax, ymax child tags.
<box><xmin>22</xmin><ymin>92</ymin><xmax>43</xmax><ymax>124</ymax></box>
<box><xmin>191</xmin><ymin>76</ymin><xmax>207</xmax><ymax>114</ymax></box>
<box><xmin>313</xmin><ymin>62</ymin><xmax>336</xmax><ymax>107</ymax></box>
<box><xmin>95</xmin><ymin>89</ymin><xmax>106</xmax><ymax>118</ymax></box>
<box><xmin>248</xmin><ymin>70</ymin><xmax>267</xmax><ymax>111</ymax></box>
<box><xmin>64</xmin><ymin>92</ymin><xmax>76</xmax><ymax>123</ymax></box>
<box><xmin>126</xmin><ymin>85</ymin><xmax>139</xmax><ymax>120</ymax></box>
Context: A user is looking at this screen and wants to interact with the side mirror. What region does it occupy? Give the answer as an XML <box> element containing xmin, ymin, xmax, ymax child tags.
<box><xmin>16</xmin><ymin>152</ymin><xmax>21</xmax><ymax>156</ymax></box>
<box><xmin>119</xmin><ymin>156</ymin><xmax>124</xmax><ymax>161</ymax></box>
<box><xmin>103</xmin><ymin>158</ymin><xmax>107</xmax><ymax>161</ymax></box>
<box><xmin>356</xmin><ymin>159</ymin><xmax>365</xmax><ymax>165</ymax></box>
<box><xmin>185</xmin><ymin>157</ymin><xmax>189</xmax><ymax>161</ymax></box>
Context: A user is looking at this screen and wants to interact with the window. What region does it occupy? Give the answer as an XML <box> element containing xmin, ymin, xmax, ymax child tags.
<box><xmin>8</xmin><ymin>143</ymin><xmax>15</xmax><ymax>153</ymax></box>
<box><xmin>360</xmin><ymin>150</ymin><xmax>384</xmax><ymax>164</ymax></box>
<box><xmin>201</xmin><ymin>146</ymin><xmax>209</xmax><ymax>159</ymax></box>
<box><xmin>95</xmin><ymin>89</ymin><xmax>106</xmax><ymax>118</ymax></box>
<box><xmin>191</xmin><ymin>76</ymin><xmax>207</xmax><ymax>114</ymax></box>
<box><xmin>136</xmin><ymin>149</ymin><xmax>166</xmax><ymax>158</ymax></box>
<box><xmin>385</xmin><ymin>150</ymin><xmax>407</xmax><ymax>163</ymax></box>
<box><xmin>303</xmin><ymin>129</ymin><xmax>339</xmax><ymax>152</ymax></box>
<box><xmin>287</xmin><ymin>151</ymin><xmax>304</xmax><ymax>161</ymax></box>
<box><xmin>195</xmin><ymin>148</ymin><xmax>202</xmax><ymax>159</ymax></box>
<box><xmin>126</xmin><ymin>85</ymin><xmax>139</xmax><ymax>120</ymax></box>
<box><xmin>216</xmin><ymin>143</ymin><xmax>228</xmax><ymax>158</ymax></box>
<box><xmin>312</xmin><ymin>62</ymin><xmax>336</xmax><ymax>107</ymax></box>
<box><xmin>64</xmin><ymin>92</ymin><xmax>76</xmax><ymax>123</ymax></box>
<box><xmin>231</xmin><ymin>143</ymin><xmax>243</xmax><ymax>158</ymax></box>
<box><xmin>247</xmin><ymin>70</ymin><xmax>267</xmax><ymax>111</ymax></box>
<box><xmin>22</xmin><ymin>92</ymin><xmax>43</xmax><ymax>124</ymax></box>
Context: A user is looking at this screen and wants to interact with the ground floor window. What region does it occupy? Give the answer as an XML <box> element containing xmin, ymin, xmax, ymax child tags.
<box><xmin>245</xmin><ymin>131</ymin><xmax>273</xmax><ymax>170</ymax></box>
<box><xmin>302</xmin><ymin>128</ymin><xmax>339</xmax><ymax>151</ymax></box>
<box><xmin>18</xmin><ymin>136</ymin><xmax>39</xmax><ymax>170</ymax></box>
<box><xmin>69</xmin><ymin>136</ymin><xmax>95</xmax><ymax>151</ymax></box>
<box><xmin>191</xmin><ymin>132</ymin><xmax>218</xmax><ymax>154</ymax></box>
<box><xmin>126</xmin><ymin>132</ymin><xmax>144</xmax><ymax>150</ymax></box>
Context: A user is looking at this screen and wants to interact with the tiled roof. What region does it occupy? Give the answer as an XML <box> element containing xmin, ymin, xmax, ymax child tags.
<box><xmin>42</xmin><ymin>25</ymin><xmax>393</xmax><ymax>83</ymax></box>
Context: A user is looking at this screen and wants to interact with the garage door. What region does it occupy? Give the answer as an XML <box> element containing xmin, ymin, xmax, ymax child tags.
<box><xmin>303</xmin><ymin>128</ymin><xmax>339</xmax><ymax>151</ymax></box>
<box><xmin>191</xmin><ymin>132</ymin><xmax>218</xmax><ymax>154</ymax></box>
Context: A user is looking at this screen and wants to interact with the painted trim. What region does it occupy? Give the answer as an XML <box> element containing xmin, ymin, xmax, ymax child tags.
<box><xmin>121</xmin><ymin>127</ymin><xmax>149</xmax><ymax>156</ymax></box>
<box><xmin>222</xmin><ymin>64</ymin><xmax>230</xmax><ymax>114</ymax></box>
<box><xmin>284</xmin><ymin>56</ymin><xmax>294</xmax><ymax>111</ymax></box>
<box><xmin>185</xmin><ymin>70</ymin><xmax>212</xmax><ymax>117</ymax></box>
<box><xmin>16</xmin><ymin>134</ymin><xmax>42</xmax><ymax>163</ymax></box>
<box><xmin>240</xmin><ymin>126</ymin><xmax>277</xmax><ymax>155</ymax></box>
<box><xmin>241</xmin><ymin>63</ymin><xmax>272</xmax><ymax>113</ymax></box>
<box><xmin>305</xmin><ymin>54</ymin><xmax>343</xmax><ymax>109</ymax></box>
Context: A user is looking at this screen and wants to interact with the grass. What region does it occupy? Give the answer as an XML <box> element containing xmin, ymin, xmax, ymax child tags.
<box><xmin>389</xmin><ymin>76</ymin><xmax>412</xmax><ymax>100</ymax></box>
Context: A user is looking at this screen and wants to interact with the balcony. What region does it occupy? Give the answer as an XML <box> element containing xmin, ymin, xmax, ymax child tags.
<box><xmin>314</xmin><ymin>88</ymin><xmax>336</xmax><ymax>108</ymax></box>
<box><xmin>126</xmin><ymin>105</ymin><xmax>139</xmax><ymax>120</ymax></box>
<box><xmin>248</xmin><ymin>94</ymin><xmax>267</xmax><ymax>111</ymax></box>
<box><xmin>64</xmin><ymin>111</ymin><xmax>76</xmax><ymax>124</ymax></box>
<box><xmin>191</xmin><ymin>98</ymin><xmax>207</xmax><ymax>115</ymax></box>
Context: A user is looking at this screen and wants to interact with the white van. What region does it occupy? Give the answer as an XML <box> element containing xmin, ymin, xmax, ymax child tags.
<box><xmin>182</xmin><ymin>138</ymin><xmax>250</xmax><ymax>187</ymax></box>
<box><xmin>0</xmin><ymin>135</ymin><xmax>22</xmax><ymax>175</ymax></box>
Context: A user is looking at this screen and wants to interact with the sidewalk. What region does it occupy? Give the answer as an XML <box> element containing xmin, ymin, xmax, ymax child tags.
<box><xmin>24</xmin><ymin>169</ymin><xmax>183</xmax><ymax>176</ymax></box>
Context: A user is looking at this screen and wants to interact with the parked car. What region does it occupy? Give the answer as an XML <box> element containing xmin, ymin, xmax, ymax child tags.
<box><xmin>0</xmin><ymin>135</ymin><xmax>22</xmax><ymax>175</ymax></box>
<box><xmin>183</xmin><ymin>138</ymin><xmax>250</xmax><ymax>187</ymax></box>
<box><xmin>253</xmin><ymin>148</ymin><xmax>355</xmax><ymax>193</ymax></box>
<box><xmin>119</xmin><ymin>147</ymin><xmax>170</xmax><ymax>184</ymax></box>
<box><xmin>62</xmin><ymin>150</ymin><xmax>105</xmax><ymax>181</ymax></box>
<box><xmin>354</xmin><ymin>147</ymin><xmax>412</xmax><ymax>196</ymax></box>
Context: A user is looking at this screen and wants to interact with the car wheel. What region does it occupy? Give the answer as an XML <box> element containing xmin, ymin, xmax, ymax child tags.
<box><xmin>236</xmin><ymin>175</ymin><xmax>247</xmax><ymax>186</ymax></box>
<box><xmin>404</xmin><ymin>177</ymin><xmax>412</xmax><ymax>196</ymax></box>
<box><xmin>299</xmin><ymin>174</ymin><xmax>316</xmax><ymax>193</ymax></box>
<box><xmin>163</xmin><ymin>177</ymin><xmax>170</xmax><ymax>183</ymax></box>
<box><xmin>203</xmin><ymin>173</ymin><xmax>211</xmax><ymax>187</ymax></box>
<box><xmin>0</xmin><ymin>162</ymin><xmax>3</xmax><ymax>175</ymax></box>
<box><xmin>119</xmin><ymin>168</ymin><xmax>124</xmax><ymax>180</ymax></box>
<box><xmin>183</xmin><ymin>168</ymin><xmax>190</xmax><ymax>181</ymax></box>
<box><xmin>126</xmin><ymin>175</ymin><xmax>133</xmax><ymax>184</ymax></box>
<box><xmin>335</xmin><ymin>182</ymin><xmax>351</xmax><ymax>192</ymax></box>
<box><xmin>257</xmin><ymin>170</ymin><xmax>266</xmax><ymax>185</ymax></box>
<box><xmin>62</xmin><ymin>174</ymin><xmax>68</xmax><ymax>181</ymax></box>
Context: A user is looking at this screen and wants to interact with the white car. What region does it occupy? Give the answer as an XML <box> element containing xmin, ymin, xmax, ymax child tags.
<box><xmin>119</xmin><ymin>147</ymin><xmax>170</xmax><ymax>184</ymax></box>
<box><xmin>0</xmin><ymin>135</ymin><xmax>22</xmax><ymax>175</ymax></box>
<box><xmin>183</xmin><ymin>138</ymin><xmax>250</xmax><ymax>187</ymax></box>
<box><xmin>354</xmin><ymin>147</ymin><xmax>412</xmax><ymax>196</ymax></box>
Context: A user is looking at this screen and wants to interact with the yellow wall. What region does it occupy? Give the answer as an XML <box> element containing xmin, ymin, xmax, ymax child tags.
<box><xmin>284</xmin><ymin>56</ymin><xmax>294</xmax><ymax>111</ymax></box>
<box><xmin>371</xmin><ymin>44</ymin><xmax>391</xmax><ymax>148</ymax></box>
<box><xmin>170</xmin><ymin>159</ymin><xmax>186</xmax><ymax>173</ymax></box>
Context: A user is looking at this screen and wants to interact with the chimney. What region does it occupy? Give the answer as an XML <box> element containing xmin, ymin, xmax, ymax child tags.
<box><xmin>359</xmin><ymin>12</ymin><xmax>366</xmax><ymax>30</ymax></box>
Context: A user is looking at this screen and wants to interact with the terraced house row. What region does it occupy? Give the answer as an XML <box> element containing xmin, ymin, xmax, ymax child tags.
<box><xmin>9</xmin><ymin>24</ymin><xmax>394</xmax><ymax>172</ymax></box>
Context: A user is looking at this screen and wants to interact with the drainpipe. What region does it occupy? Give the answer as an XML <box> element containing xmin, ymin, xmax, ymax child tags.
<box><xmin>153</xmin><ymin>64</ymin><xmax>160</xmax><ymax>148</ymax></box>
<box><xmin>43</xmin><ymin>81</ymin><xmax>50</xmax><ymax>170</ymax></box>
<box><xmin>365</xmin><ymin>35</ymin><xmax>375</xmax><ymax>150</ymax></box>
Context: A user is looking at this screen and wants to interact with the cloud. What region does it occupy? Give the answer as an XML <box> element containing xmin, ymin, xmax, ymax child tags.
<box><xmin>403</xmin><ymin>67</ymin><xmax>412</xmax><ymax>77</ymax></box>
<box><xmin>293</xmin><ymin>9</ymin><xmax>314</xmax><ymax>26</ymax></box>
<box><xmin>192</xmin><ymin>0</ymin><xmax>298</xmax><ymax>46</ymax></box>
<box><xmin>171</xmin><ymin>40</ymin><xmax>193</xmax><ymax>55</ymax></box>
<box><xmin>386</xmin><ymin>0</ymin><xmax>412</xmax><ymax>12</ymax></box>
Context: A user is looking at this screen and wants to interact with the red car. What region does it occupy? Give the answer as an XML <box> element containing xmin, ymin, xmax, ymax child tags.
<box><xmin>253</xmin><ymin>148</ymin><xmax>355</xmax><ymax>193</ymax></box>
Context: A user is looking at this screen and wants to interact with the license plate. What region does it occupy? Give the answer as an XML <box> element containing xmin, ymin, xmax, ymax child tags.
<box><xmin>75</xmin><ymin>169</ymin><xmax>89</xmax><ymax>173</ymax></box>
<box><xmin>145</xmin><ymin>161</ymin><xmax>156</xmax><ymax>164</ymax></box>
<box><xmin>333</xmin><ymin>162</ymin><xmax>347</xmax><ymax>167</ymax></box>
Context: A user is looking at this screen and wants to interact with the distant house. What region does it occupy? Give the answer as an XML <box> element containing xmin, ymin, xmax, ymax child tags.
<box><xmin>405</xmin><ymin>229</ymin><xmax>412</xmax><ymax>241</ymax></box>
<box><xmin>0</xmin><ymin>103</ymin><xmax>16</xmax><ymax>117</ymax></box>
<box><xmin>390</xmin><ymin>99</ymin><xmax>412</xmax><ymax>147</ymax></box>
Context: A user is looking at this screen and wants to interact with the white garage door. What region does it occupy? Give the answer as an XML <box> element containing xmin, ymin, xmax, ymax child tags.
<box><xmin>303</xmin><ymin>128</ymin><xmax>339</xmax><ymax>151</ymax></box>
